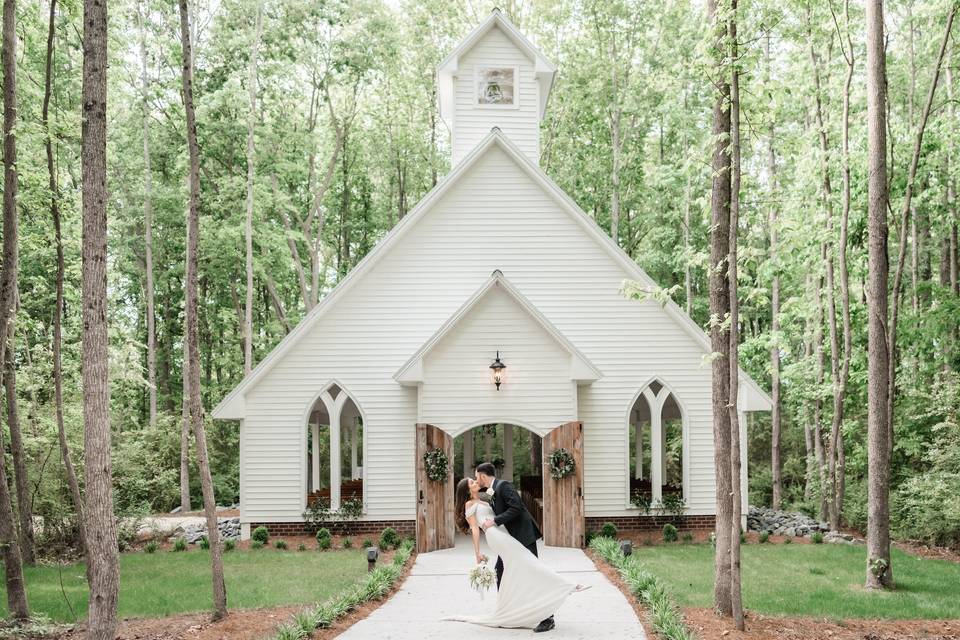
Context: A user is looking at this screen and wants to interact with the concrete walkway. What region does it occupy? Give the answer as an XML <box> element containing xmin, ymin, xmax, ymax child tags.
<box><xmin>337</xmin><ymin>535</ymin><xmax>646</xmax><ymax>639</ymax></box>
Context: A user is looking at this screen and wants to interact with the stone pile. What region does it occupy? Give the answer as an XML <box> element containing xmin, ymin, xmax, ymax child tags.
<box><xmin>747</xmin><ymin>505</ymin><xmax>831</xmax><ymax>538</ymax></box>
<box><xmin>175</xmin><ymin>517</ymin><xmax>241</xmax><ymax>544</ymax></box>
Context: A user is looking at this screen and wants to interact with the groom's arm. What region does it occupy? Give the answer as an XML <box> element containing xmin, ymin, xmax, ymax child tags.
<box><xmin>492</xmin><ymin>482</ymin><xmax>525</xmax><ymax>527</ymax></box>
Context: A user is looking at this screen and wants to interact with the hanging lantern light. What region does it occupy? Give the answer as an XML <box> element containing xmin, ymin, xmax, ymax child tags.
<box><xmin>489</xmin><ymin>351</ymin><xmax>506</xmax><ymax>390</ymax></box>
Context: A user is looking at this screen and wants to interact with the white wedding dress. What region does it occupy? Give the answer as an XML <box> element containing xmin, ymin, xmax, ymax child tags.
<box><xmin>444</xmin><ymin>501</ymin><xmax>576</xmax><ymax>629</ymax></box>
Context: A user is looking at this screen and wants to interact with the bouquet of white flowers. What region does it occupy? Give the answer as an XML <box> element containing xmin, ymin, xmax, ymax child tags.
<box><xmin>468</xmin><ymin>561</ymin><xmax>495</xmax><ymax>599</ymax></box>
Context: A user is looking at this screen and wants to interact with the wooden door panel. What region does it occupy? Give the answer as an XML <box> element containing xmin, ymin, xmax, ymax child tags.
<box><xmin>415</xmin><ymin>423</ymin><xmax>455</xmax><ymax>553</ymax></box>
<box><xmin>541</xmin><ymin>421</ymin><xmax>585</xmax><ymax>548</ymax></box>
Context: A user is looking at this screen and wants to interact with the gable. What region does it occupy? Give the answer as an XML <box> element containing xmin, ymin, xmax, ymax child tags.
<box><xmin>212</xmin><ymin>131</ymin><xmax>771</xmax><ymax>420</ymax></box>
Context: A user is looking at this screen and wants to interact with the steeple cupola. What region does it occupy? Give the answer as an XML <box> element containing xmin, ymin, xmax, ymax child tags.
<box><xmin>437</xmin><ymin>9</ymin><xmax>557</xmax><ymax>167</ymax></box>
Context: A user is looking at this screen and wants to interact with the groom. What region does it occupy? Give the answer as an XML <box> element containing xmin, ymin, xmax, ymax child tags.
<box><xmin>475</xmin><ymin>462</ymin><xmax>555</xmax><ymax>633</ymax></box>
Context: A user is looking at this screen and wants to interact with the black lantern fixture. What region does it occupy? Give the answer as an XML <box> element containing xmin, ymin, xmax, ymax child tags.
<box><xmin>489</xmin><ymin>351</ymin><xmax>506</xmax><ymax>390</ymax></box>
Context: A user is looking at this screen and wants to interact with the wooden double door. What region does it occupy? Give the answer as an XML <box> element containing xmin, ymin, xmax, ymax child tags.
<box><xmin>415</xmin><ymin>421</ymin><xmax>584</xmax><ymax>553</ymax></box>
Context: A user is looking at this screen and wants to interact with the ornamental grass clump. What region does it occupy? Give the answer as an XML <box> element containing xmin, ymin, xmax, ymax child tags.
<box><xmin>172</xmin><ymin>537</ymin><xmax>187</xmax><ymax>552</ymax></box>
<box><xmin>589</xmin><ymin>536</ymin><xmax>694</xmax><ymax>640</ymax></box>
<box><xmin>199</xmin><ymin>536</ymin><xmax>210</xmax><ymax>550</ymax></box>
<box><xmin>145</xmin><ymin>541</ymin><xmax>158</xmax><ymax>553</ymax></box>
<box><xmin>272</xmin><ymin>540</ymin><xmax>415</xmax><ymax>640</ymax></box>
<box><xmin>275</xmin><ymin>539</ymin><xmax>288</xmax><ymax>550</ymax></box>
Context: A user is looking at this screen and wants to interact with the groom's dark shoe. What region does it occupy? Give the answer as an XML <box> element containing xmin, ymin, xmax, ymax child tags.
<box><xmin>534</xmin><ymin>616</ymin><xmax>555</xmax><ymax>633</ymax></box>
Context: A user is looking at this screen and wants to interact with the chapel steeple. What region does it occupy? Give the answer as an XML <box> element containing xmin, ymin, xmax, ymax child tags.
<box><xmin>437</xmin><ymin>9</ymin><xmax>557</xmax><ymax>167</ymax></box>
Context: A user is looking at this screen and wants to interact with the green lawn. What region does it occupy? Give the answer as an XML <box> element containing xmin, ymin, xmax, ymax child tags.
<box><xmin>1</xmin><ymin>548</ymin><xmax>369</xmax><ymax>622</ymax></box>
<box><xmin>630</xmin><ymin>543</ymin><xmax>960</xmax><ymax>620</ymax></box>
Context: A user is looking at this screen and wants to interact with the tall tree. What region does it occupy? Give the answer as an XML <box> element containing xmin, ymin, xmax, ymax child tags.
<box><xmin>243</xmin><ymin>1</ymin><xmax>263</xmax><ymax>376</ymax></box>
<box><xmin>707</xmin><ymin>0</ymin><xmax>733</xmax><ymax>617</ymax></box>
<box><xmin>138</xmin><ymin>0</ymin><xmax>157</xmax><ymax>427</ymax></box>
<box><xmin>179</xmin><ymin>0</ymin><xmax>228</xmax><ymax>619</ymax></box>
<box><xmin>864</xmin><ymin>0</ymin><xmax>893</xmax><ymax>591</ymax></box>
<box><xmin>0</xmin><ymin>0</ymin><xmax>28</xmax><ymax>619</ymax></box>
<box><xmin>727</xmin><ymin>0</ymin><xmax>744</xmax><ymax>628</ymax></box>
<box><xmin>766</xmin><ymin>30</ymin><xmax>782</xmax><ymax>512</ymax></box>
<box><xmin>81</xmin><ymin>0</ymin><xmax>121</xmax><ymax>631</ymax></box>
<box><xmin>45</xmin><ymin>0</ymin><xmax>85</xmax><ymax>553</ymax></box>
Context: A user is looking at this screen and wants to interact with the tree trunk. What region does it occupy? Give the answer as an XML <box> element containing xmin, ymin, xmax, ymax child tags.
<box><xmin>0</xmin><ymin>0</ymin><xmax>29</xmax><ymax>620</ymax></box>
<box><xmin>813</xmin><ymin>273</ymin><xmax>829</xmax><ymax>522</ymax></box>
<box><xmin>864</xmin><ymin>0</ymin><xmax>893</xmax><ymax>591</ymax></box>
<box><xmin>81</xmin><ymin>0</ymin><xmax>121</xmax><ymax>630</ymax></box>
<box><xmin>5</xmin><ymin>335</ymin><xmax>35</xmax><ymax>564</ymax></box>
<box><xmin>137</xmin><ymin>0</ymin><xmax>157</xmax><ymax>427</ymax></box>
<box><xmin>178</xmin><ymin>0</ymin><xmax>228</xmax><ymax>618</ymax></box>
<box><xmin>766</xmin><ymin>32</ymin><xmax>782</xmax><ymax>512</ymax></box>
<box><xmin>727</xmin><ymin>3</ymin><xmax>744</xmax><ymax>627</ymax></box>
<box><xmin>707</xmin><ymin>0</ymin><xmax>732</xmax><ymax>617</ymax></box>
<box><xmin>832</xmin><ymin>0</ymin><xmax>855</xmax><ymax>531</ymax></box>
<box><xmin>243</xmin><ymin>2</ymin><xmax>263</xmax><ymax>376</ymax></box>
<box><xmin>44</xmin><ymin>0</ymin><xmax>85</xmax><ymax>553</ymax></box>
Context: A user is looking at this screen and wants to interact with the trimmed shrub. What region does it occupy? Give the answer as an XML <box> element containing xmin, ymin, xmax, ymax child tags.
<box><xmin>275</xmin><ymin>539</ymin><xmax>289</xmax><ymax>550</ymax></box>
<box><xmin>317</xmin><ymin>527</ymin><xmax>332</xmax><ymax>550</ymax></box>
<box><xmin>662</xmin><ymin>523</ymin><xmax>678</xmax><ymax>543</ymax></box>
<box><xmin>224</xmin><ymin>539</ymin><xmax>236</xmax><ymax>552</ymax></box>
<box><xmin>379</xmin><ymin>527</ymin><xmax>399</xmax><ymax>550</ymax></box>
<box><xmin>600</xmin><ymin>522</ymin><xmax>618</xmax><ymax>539</ymax></box>
<box><xmin>252</xmin><ymin>526</ymin><xmax>270</xmax><ymax>544</ymax></box>
<box><xmin>199</xmin><ymin>536</ymin><xmax>210</xmax><ymax>550</ymax></box>
<box><xmin>172</xmin><ymin>537</ymin><xmax>187</xmax><ymax>552</ymax></box>
<box><xmin>145</xmin><ymin>541</ymin><xmax>159</xmax><ymax>554</ymax></box>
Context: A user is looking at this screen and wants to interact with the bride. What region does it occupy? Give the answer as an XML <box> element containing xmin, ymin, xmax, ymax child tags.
<box><xmin>444</xmin><ymin>477</ymin><xmax>589</xmax><ymax>629</ymax></box>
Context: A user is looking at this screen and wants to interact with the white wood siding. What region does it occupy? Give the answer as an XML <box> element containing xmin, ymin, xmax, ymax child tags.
<box><xmin>452</xmin><ymin>27</ymin><xmax>539</xmax><ymax>166</ymax></box>
<box><xmin>420</xmin><ymin>285</ymin><xmax>576</xmax><ymax>433</ymax></box>
<box><xmin>238</xmin><ymin>144</ymin><xmax>718</xmax><ymax>524</ymax></box>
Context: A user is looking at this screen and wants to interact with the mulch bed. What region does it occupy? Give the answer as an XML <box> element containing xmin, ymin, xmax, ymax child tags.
<box><xmin>683</xmin><ymin>608</ymin><xmax>960</xmax><ymax>640</ymax></box>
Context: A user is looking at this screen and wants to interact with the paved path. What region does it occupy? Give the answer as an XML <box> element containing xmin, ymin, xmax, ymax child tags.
<box><xmin>337</xmin><ymin>535</ymin><xmax>646</xmax><ymax>639</ymax></box>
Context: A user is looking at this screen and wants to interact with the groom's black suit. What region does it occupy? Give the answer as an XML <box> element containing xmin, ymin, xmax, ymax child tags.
<box><xmin>489</xmin><ymin>477</ymin><xmax>541</xmax><ymax>588</ymax></box>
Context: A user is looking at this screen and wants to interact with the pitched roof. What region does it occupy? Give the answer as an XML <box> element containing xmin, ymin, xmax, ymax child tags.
<box><xmin>212</xmin><ymin>129</ymin><xmax>771</xmax><ymax>419</ymax></box>
<box><xmin>393</xmin><ymin>270</ymin><xmax>602</xmax><ymax>386</ymax></box>
<box><xmin>437</xmin><ymin>8</ymin><xmax>557</xmax><ymax>121</ymax></box>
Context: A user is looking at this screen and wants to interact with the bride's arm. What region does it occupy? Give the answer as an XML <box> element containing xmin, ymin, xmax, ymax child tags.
<box><xmin>465</xmin><ymin>511</ymin><xmax>487</xmax><ymax>564</ymax></box>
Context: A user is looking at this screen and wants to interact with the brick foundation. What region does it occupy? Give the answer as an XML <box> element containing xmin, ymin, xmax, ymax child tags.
<box><xmin>586</xmin><ymin>514</ymin><xmax>716</xmax><ymax>532</ymax></box>
<box><xmin>248</xmin><ymin>520</ymin><xmax>416</xmax><ymax>538</ymax></box>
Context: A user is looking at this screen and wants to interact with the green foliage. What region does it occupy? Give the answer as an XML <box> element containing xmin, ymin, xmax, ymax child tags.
<box><xmin>681</xmin><ymin>533</ymin><xmax>694</xmax><ymax>544</ymax></box>
<box><xmin>662</xmin><ymin>524</ymin><xmax>678</xmax><ymax>543</ymax></box>
<box><xmin>275</xmin><ymin>539</ymin><xmax>288</xmax><ymax>550</ymax></box>
<box><xmin>379</xmin><ymin>527</ymin><xmax>399</xmax><ymax>550</ymax></box>
<box><xmin>199</xmin><ymin>536</ymin><xmax>210</xmax><ymax>550</ymax></box>
<box><xmin>270</xmin><ymin>540</ymin><xmax>415</xmax><ymax>639</ymax></box>
<box><xmin>631</xmin><ymin>490</ymin><xmax>653</xmax><ymax>515</ymax></box>
<box><xmin>342</xmin><ymin>537</ymin><xmax>353</xmax><ymax>549</ymax></box>
<box><xmin>600</xmin><ymin>522</ymin><xmax>618</xmax><ymax>538</ymax></box>
<box><xmin>811</xmin><ymin>532</ymin><xmax>824</xmax><ymax>544</ymax></box>
<box><xmin>224</xmin><ymin>539</ymin><xmax>236</xmax><ymax>552</ymax></box>
<box><xmin>252</xmin><ymin>526</ymin><xmax>270</xmax><ymax>544</ymax></box>
<box><xmin>589</xmin><ymin>537</ymin><xmax>695</xmax><ymax>640</ymax></box>
<box><xmin>759</xmin><ymin>531</ymin><xmax>770</xmax><ymax>544</ymax></box>
<box><xmin>251</xmin><ymin>540</ymin><xmax>265</xmax><ymax>550</ymax></box>
<box><xmin>172</xmin><ymin>538</ymin><xmax>187</xmax><ymax>552</ymax></box>
<box><xmin>361</xmin><ymin>539</ymin><xmax>373</xmax><ymax>549</ymax></box>
<box><xmin>145</xmin><ymin>541</ymin><xmax>159</xmax><ymax>554</ymax></box>
<box><xmin>659</xmin><ymin>494</ymin><xmax>687</xmax><ymax>519</ymax></box>
<box><xmin>298</xmin><ymin>543</ymin><xmax>307</xmax><ymax>552</ymax></box>
<box><xmin>316</xmin><ymin>528</ymin><xmax>332</xmax><ymax>550</ymax></box>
